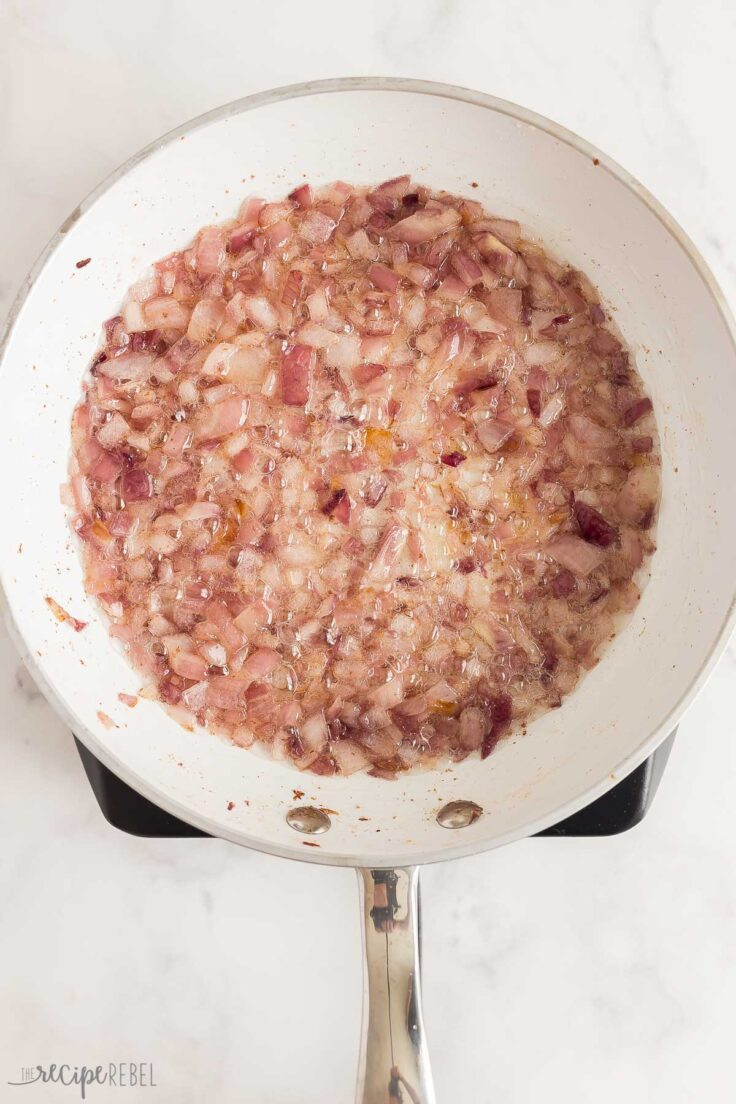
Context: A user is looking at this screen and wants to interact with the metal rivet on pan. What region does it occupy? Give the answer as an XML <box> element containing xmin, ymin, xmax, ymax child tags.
<box><xmin>286</xmin><ymin>806</ymin><xmax>331</xmax><ymax>834</ymax></box>
<box><xmin>436</xmin><ymin>800</ymin><xmax>483</xmax><ymax>829</ymax></box>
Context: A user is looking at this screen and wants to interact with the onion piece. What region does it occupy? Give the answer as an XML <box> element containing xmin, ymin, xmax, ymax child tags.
<box><xmin>96</xmin><ymin>351</ymin><xmax>155</xmax><ymax>383</ymax></box>
<box><xmin>362</xmin><ymin>526</ymin><xmax>408</xmax><ymax>586</ymax></box>
<box><xmin>615</xmin><ymin>467</ymin><xmax>659</xmax><ymax>527</ymax></box>
<box><xmin>398</xmin><ymin>262</ymin><xmax>435</xmax><ymax>289</ymax></box>
<box><xmin>242</xmin><ymin>296</ymin><xmax>279</xmax><ymax>331</ymax></box>
<box><xmin>346</xmin><ymin>229</ymin><xmax>378</xmax><ymax>261</ymax></box>
<box><xmin>487</xmin><ymin>287</ymin><xmax>522</xmax><ymax>322</ymax></box>
<box><xmin>368</xmin><ymin>263</ymin><xmax>401</xmax><ymax>293</ymax></box>
<box><xmin>300</xmin><ymin>710</ymin><xmax>328</xmax><ymax>751</ymax></box>
<box><xmin>45</xmin><ymin>595</ymin><xmax>87</xmax><ymax>632</ymax></box>
<box><xmin>623</xmin><ymin>397</ymin><xmax>654</xmax><ymax>426</ymax></box>
<box><xmin>331</xmin><ymin>740</ymin><xmax>369</xmax><ymax>775</ymax></box>
<box><xmin>450</xmin><ymin>249</ymin><xmax>483</xmax><ymax>287</ymax></box>
<box><xmin>195</xmin><ymin>228</ymin><xmax>226</xmax><ymax>276</ymax></box>
<box><xmin>436</xmin><ymin>275</ymin><xmax>467</xmax><ymax>301</ymax></box>
<box><xmin>187</xmin><ymin>298</ymin><xmax>226</xmax><ymax>343</ymax></box>
<box><xmin>527</xmin><ymin>389</ymin><xmax>542</xmax><ymax>417</ymax></box>
<box><xmin>388</xmin><ymin>206</ymin><xmax>461</xmax><ymax>244</ymax></box>
<box><xmin>306</xmin><ymin>287</ymin><xmax>330</xmax><ymax>321</ymax></box>
<box><xmin>474</xmin><ymin>231</ymin><xmax>517</xmax><ymax>276</ymax></box>
<box><xmin>195</xmin><ymin>396</ymin><xmax>247</xmax><ymax>440</ymax></box>
<box><xmin>242</xmin><ymin>648</ymin><xmax>280</xmax><ymax>680</ymax></box>
<box><xmin>539</xmin><ymin>393</ymin><xmax>566</xmax><ymax>428</ymax></box>
<box><xmin>475</xmin><ymin>418</ymin><xmax>514</xmax><ymax>453</ymax></box>
<box><xmin>574</xmin><ymin>501</ymin><xmax>618</xmax><ymax>547</ymax></box>
<box><xmin>289</xmin><ymin>183</ymin><xmax>313</xmax><ymax>208</ymax></box>
<box><xmin>301</xmin><ymin>211</ymin><xmax>336</xmax><ymax>244</ymax></box>
<box><xmin>265</xmin><ymin>221</ymin><xmax>292</xmax><ymax>251</ymax></box>
<box><xmin>171</xmin><ymin>651</ymin><xmax>208</xmax><ymax>681</ymax></box>
<box><xmin>281</xmin><ymin>344</ymin><xmax>314</xmax><ymax>407</ymax></box>
<box><xmin>120</xmin><ymin>468</ymin><xmax>152</xmax><ymax>502</ymax></box>
<box><xmin>322</xmin><ymin>488</ymin><xmax>351</xmax><ymax>524</ymax></box>
<box><xmin>369</xmin><ymin>674</ymin><xmax>405</xmax><ymax>709</ymax></box>
<box><xmin>547</xmin><ymin>535</ymin><xmax>604</xmax><ymax>575</ymax></box>
<box><xmin>143</xmin><ymin>295</ymin><xmax>189</xmax><ymax>328</ymax></box>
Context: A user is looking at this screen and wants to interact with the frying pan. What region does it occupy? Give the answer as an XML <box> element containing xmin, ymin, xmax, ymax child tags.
<box><xmin>2</xmin><ymin>78</ymin><xmax>736</xmax><ymax>1103</ymax></box>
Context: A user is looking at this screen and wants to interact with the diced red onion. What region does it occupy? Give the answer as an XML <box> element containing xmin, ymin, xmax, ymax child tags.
<box><xmin>96</xmin><ymin>413</ymin><xmax>129</xmax><ymax>449</ymax></box>
<box><xmin>281</xmin><ymin>269</ymin><xmax>303</xmax><ymax>307</ymax></box>
<box><xmin>306</xmin><ymin>287</ymin><xmax>330</xmax><ymax>322</ymax></box>
<box><xmin>196</xmin><ymin>396</ymin><xmax>247</xmax><ymax>439</ymax></box>
<box><xmin>300</xmin><ymin>211</ymin><xmax>336</xmax><ymax>244</ymax></box>
<box><xmin>120</xmin><ymin>468</ymin><xmax>152</xmax><ymax>502</ymax></box>
<box><xmin>280</xmin><ymin>344</ymin><xmax>313</xmax><ymax>407</ymax></box>
<box><xmin>265</xmin><ymin>221</ymin><xmax>292</xmax><ymax>251</ymax></box>
<box><xmin>539</xmin><ymin>392</ymin><xmax>566</xmax><ymax>427</ymax></box>
<box><xmin>96</xmin><ymin>351</ymin><xmax>155</xmax><ymax>383</ymax></box>
<box><xmin>322</xmin><ymin>488</ymin><xmax>351</xmax><ymax>524</ymax></box>
<box><xmin>368</xmin><ymin>263</ymin><xmax>401</xmax><ymax>293</ymax></box>
<box><xmin>450</xmin><ymin>249</ymin><xmax>483</xmax><ymax>287</ymax></box>
<box><xmin>89</xmin><ymin>451</ymin><xmax>123</xmax><ymax>484</ymax></box>
<box><xmin>436</xmin><ymin>275</ymin><xmax>468</xmax><ymax>302</ymax></box>
<box><xmin>369</xmin><ymin>674</ymin><xmax>405</xmax><ymax>709</ymax></box>
<box><xmin>289</xmin><ymin>183</ymin><xmax>313</xmax><ymax>208</ymax></box>
<box><xmin>388</xmin><ymin>206</ymin><xmax>461</xmax><ymax>244</ymax></box>
<box><xmin>548</xmin><ymin>534</ymin><xmax>604</xmax><ymax>575</ymax></box>
<box><xmin>623</xmin><ymin>397</ymin><xmax>653</xmax><ymax>426</ymax></box>
<box><xmin>475</xmin><ymin>418</ymin><xmax>514</xmax><ymax>453</ymax></box>
<box><xmin>242</xmin><ymin>296</ymin><xmax>279</xmax><ymax>331</ymax></box>
<box><xmin>487</xmin><ymin>287</ymin><xmax>522</xmax><ymax>322</ymax></box>
<box><xmin>70</xmin><ymin>177</ymin><xmax>659</xmax><ymax>780</ymax></box>
<box><xmin>574</xmin><ymin>501</ymin><xmax>618</xmax><ymax>547</ymax></box>
<box><xmin>195</xmin><ymin>228</ymin><xmax>226</xmax><ymax>277</ymax></box>
<box><xmin>300</xmin><ymin>710</ymin><xmax>328</xmax><ymax>751</ymax></box>
<box><xmin>399</xmin><ymin>262</ymin><xmax>435</xmax><ymax>289</ymax></box>
<box><xmin>474</xmin><ymin>231</ymin><xmax>517</xmax><ymax>276</ymax></box>
<box><xmin>242</xmin><ymin>647</ymin><xmax>280</xmax><ymax>680</ymax></box>
<box><xmin>615</xmin><ymin>467</ymin><xmax>659</xmax><ymax>527</ymax></box>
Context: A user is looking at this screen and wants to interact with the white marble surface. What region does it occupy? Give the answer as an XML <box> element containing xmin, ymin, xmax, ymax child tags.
<box><xmin>1</xmin><ymin>1</ymin><xmax>735</xmax><ymax>1100</ymax></box>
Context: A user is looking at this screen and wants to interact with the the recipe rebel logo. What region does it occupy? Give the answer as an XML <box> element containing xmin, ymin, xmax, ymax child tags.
<box><xmin>7</xmin><ymin>1063</ymin><xmax>157</xmax><ymax>1098</ymax></box>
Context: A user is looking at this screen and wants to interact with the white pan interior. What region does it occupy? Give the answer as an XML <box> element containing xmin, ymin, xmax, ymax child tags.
<box><xmin>1</xmin><ymin>79</ymin><xmax>735</xmax><ymax>867</ymax></box>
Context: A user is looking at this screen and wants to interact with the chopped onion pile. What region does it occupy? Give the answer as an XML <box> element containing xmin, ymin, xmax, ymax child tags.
<box><xmin>68</xmin><ymin>177</ymin><xmax>660</xmax><ymax>778</ymax></box>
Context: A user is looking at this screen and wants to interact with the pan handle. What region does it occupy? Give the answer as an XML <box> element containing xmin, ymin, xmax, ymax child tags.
<box><xmin>356</xmin><ymin>867</ymin><xmax>435</xmax><ymax>1104</ymax></box>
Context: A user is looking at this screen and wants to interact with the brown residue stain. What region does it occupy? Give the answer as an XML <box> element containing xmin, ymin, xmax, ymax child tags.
<box><xmin>293</xmin><ymin>789</ymin><xmax>305</xmax><ymax>800</ymax></box>
<box><xmin>470</xmin><ymin>181</ymin><xmax>479</xmax><ymax>188</ymax></box>
<box><xmin>97</xmin><ymin>710</ymin><xmax>117</xmax><ymax>730</ymax></box>
<box><xmin>319</xmin><ymin>807</ymin><xmax>339</xmax><ymax>816</ymax></box>
<box><xmin>76</xmin><ymin>257</ymin><xmax>92</xmax><ymax>269</ymax></box>
<box><xmin>227</xmin><ymin>801</ymin><xmax>235</xmax><ymax>811</ymax></box>
<box><xmin>45</xmin><ymin>595</ymin><xmax>87</xmax><ymax>632</ymax></box>
<box><xmin>302</xmin><ymin>840</ymin><xmax>320</xmax><ymax>847</ymax></box>
<box><xmin>592</xmin><ymin>158</ymin><xmax>600</xmax><ymax>166</ymax></box>
<box><xmin>358</xmin><ymin>816</ymin><xmax>370</xmax><ymax>822</ymax></box>
<box><xmin>118</xmin><ymin>692</ymin><xmax>138</xmax><ymax>708</ymax></box>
